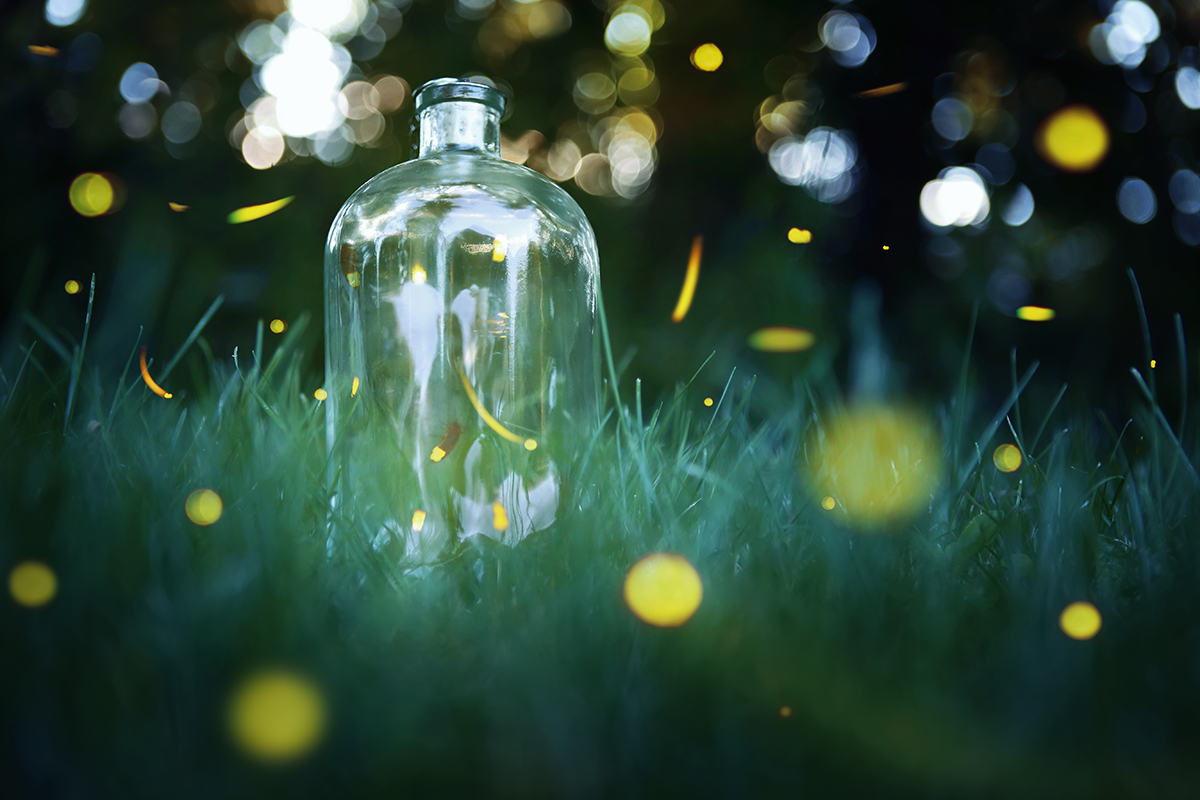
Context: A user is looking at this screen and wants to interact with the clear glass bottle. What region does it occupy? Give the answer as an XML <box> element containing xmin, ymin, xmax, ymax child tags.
<box><xmin>324</xmin><ymin>78</ymin><xmax>601</xmax><ymax>565</ymax></box>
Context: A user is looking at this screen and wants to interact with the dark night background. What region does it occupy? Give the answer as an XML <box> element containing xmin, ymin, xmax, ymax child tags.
<box><xmin>2</xmin><ymin>0</ymin><xmax>1199</xmax><ymax>420</ymax></box>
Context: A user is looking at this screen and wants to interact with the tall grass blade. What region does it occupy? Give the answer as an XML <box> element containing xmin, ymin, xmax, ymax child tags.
<box><xmin>160</xmin><ymin>295</ymin><xmax>224</xmax><ymax>381</ymax></box>
<box><xmin>1128</xmin><ymin>269</ymin><xmax>1155</xmax><ymax>400</ymax></box>
<box><xmin>62</xmin><ymin>275</ymin><xmax>95</xmax><ymax>435</ymax></box>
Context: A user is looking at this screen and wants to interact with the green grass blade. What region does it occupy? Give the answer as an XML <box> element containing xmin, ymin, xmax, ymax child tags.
<box><xmin>160</xmin><ymin>295</ymin><xmax>224</xmax><ymax>381</ymax></box>
<box><xmin>1175</xmin><ymin>313</ymin><xmax>1187</xmax><ymax>436</ymax></box>
<box><xmin>1130</xmin><ymin>367</ymin><xmax>1199</xmax><ymax>485</ymax></box>
<box><xmin>1128</xmin><ymin>269</ymin><xmax>1155</xmax><ymax>400</ymax></box>
<box><xmin>62</xmin><ymin>275</ymin><xmax>95</xmax><ymax>435</ymax></box>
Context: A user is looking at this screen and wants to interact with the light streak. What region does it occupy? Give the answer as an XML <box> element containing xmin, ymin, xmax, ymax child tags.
<box><xmin>671</xmin><ymin>235</ymin><xmax>703</xmax><ymax>323</ymax></box>
<box><xmin>139</xmin><ymin>346</ymin><xmax>173</xmax><ymax>398</ymax></box>
<box><xmin>856</xmin><ymin>82</ymin><xmax>908</xmax><ymax>98</ymax></box>
<box><xmin>457</xmin><ymin>366</ymin><xmax>528</xmax><ymax>446</ymax></box>
<box><xmin>227</xmin><ymin>195</ymin><xmax>295</xmax><ymax>224</ymax></box>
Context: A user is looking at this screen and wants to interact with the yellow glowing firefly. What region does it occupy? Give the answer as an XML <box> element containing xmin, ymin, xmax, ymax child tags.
<box><xmin>29</xmin><ymin>45</ymin><xmax>59</xmax><ymax>56</ymax></box>
<box><xmin>748</xmin><ymin>326</ymin><xmax>816</xmax><ymax>353</ymax></box>
<box><xmin>185</xmin><ymin>488</ymin><xmax>223</xmax><ymax>526</ymax></box>
<box><xmin>351</xmin><ymin>376</ymin><xmax>359</xmax><ymax>397</ymax></box>
<box><xmin>168</xmin><ymin>202</ymin><xmax>189</xmax><ymax>212</ymax></box>
<box><xmin>624</xmin><ymin>553</ymin><xmax>703</xmax><ymax>627</ymax></box>
<box><xmin>993</xmin><ymin>444</ymin><xmax>1022</xmax><ymax>473</ymax></box>
<box><xmin>1036</xmin><ymin>105</ymin><xmax>1109</xmax><ymax>173</ymax></box>
<box><xmin>64</xmin><ymin>280</ymin><xmax>81</xmax><ymax>294</ymax></box>
<box><xmin>227</xmin><ymin>670</ymin><xmax>326</xmax><ymax>763</ymax></box>
<box><xmin>671</xmin><ymin>235</ymin><xmax>703</xmax><ymax>323</ymax></box>
<box><xmin>787</xmin><ymin>227</ymin><xmax>812</xmax><ymax>244</ymax></box>
<box><xmin>492</xmin><ymin>502</ymin><xmax>509</xmax><ymax>531</ymax></box>
<box><xmin>1059</xmin><ymin>601</ymin><xmax>1101</xmax><ymax>640</ymax></box>
<box><xmin>856</xmin><ymin>82</ymin><xmax>908</xmax><ymax>98</ymax></box>
<box><xmin>313</xmin><ymin>388</ymin><xmax>327</xmax><ymax>401</ymax></box>
<box><xmin>1016</xmin><ymin>306</ymin><xmax>1055</xmax><ymax>321</ymax></box>
<box><xmin>139</xmin><ymin>346</ymin><xmax>172</xmax><ymax>398</ymax></box>
<box><xmin>411</xmin><ymin>509</ymin><xmax>426</xmax><ymax>532</ymax></box>
<box><xmin>270</xmin><ymin>319</ymin><xmax>287</xmax><ymax>334</ymax></box>
<box><xmin>492</xmin><ymin>235</ymin><xmax>508</xmax><ymax>262</ymax></box>
<box><xmin>690</xmin><ymin>43</ymin><xmax>723</xmax><ymax>72</ymax></box>
<box><xmin>703</xmin><ymin>397</ymin><xmax>714</xmax><ymax>407</ymax></box>
<box><xmin>430</xmin><ymin>421</ymin><xmax>462</xmax><ymax>463</ymax></box>
<box><xmin>457</xmin><ymin>366</ymin><xmax>536</xmax><ymax>450</ymax></box>
<box><xmin>227</xmin><ymin>196</ymin><xmax>294</xmax><ymax>224</ymax></box>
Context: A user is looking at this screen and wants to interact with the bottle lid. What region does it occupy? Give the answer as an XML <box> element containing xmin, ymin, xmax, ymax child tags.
<box><xmin>413</xmin><ymin>78</ymin><xmax>506</xmax><ymax>116</ymax></box>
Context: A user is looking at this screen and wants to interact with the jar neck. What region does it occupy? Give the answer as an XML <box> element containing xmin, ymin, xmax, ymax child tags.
<box><xmin>417</xmin><ymin>101</ymin><xmax>501</xmax><ymax>158</ymax></box>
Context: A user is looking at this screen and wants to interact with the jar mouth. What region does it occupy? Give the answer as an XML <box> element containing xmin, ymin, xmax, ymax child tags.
<box><xmin>413</xmin><ymin>78</ymin><xmax>506</xmax><ymax>116</ymax></box>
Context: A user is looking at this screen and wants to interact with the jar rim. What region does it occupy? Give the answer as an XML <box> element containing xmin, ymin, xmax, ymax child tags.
<box><xmin>413</xmin><ymin>78</ymin><xmax>506</xmax><ymax>115</ymax></box>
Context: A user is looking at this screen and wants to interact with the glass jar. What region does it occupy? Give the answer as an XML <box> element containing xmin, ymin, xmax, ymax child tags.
<box><xmin>324</xmin><ymin>78</ymin><xmax>601</xmax><ymax>565</ymax></box>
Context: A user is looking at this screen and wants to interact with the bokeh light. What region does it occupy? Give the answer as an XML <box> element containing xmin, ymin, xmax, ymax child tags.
<box><xmin>1169</xmin><ymin>170</ymin><xmax>1200</xmax><ymax>214</ymax></box>
<box><xmin>9</xmin><ymin>561</ymin><xmax>57</xmax><ymax>608</ymax></box>
<box><xmin>671</xmin><ymin>235</ymin><xmax>702</xmax><ymax>323</ymax></box>
<box><xmin>819</xmin><ymin>10</ymin><xmax>876</xmax><ymax>68</ymax></box>
<box><xmin>920</xmin><ymin>167</ymin><xmax>990</xmax><ymax>228</ymax></box>
<box><xmin>270</xmin><ymin>319</ymin><xmax>287</xmax><ymax>334</ymax></box>
<box><xmin>228</xmin><ymin>669</ymin><xmax>327</xmax><ymax>762</ymax></box>
<box><xmin>68</xmin><ymin>173</ymin><xmax>114</xmax><ymax>217</ymax></box>
<box><xmin>1117</xmin><ymin>178</ymin><xmax>1156</xmax><ymax>224</ymax></box>
<box><xmin>768</xmin><ymin>128</ymin><xmax>859</xmax><ymax>202</ymax></box>
<box><xmin>690</xmin><ymin>43</ymin><xmax>723</xmax><ymax>72</ymax></box>
<box><xmin>605</xmin><ymin>8</ymin><xmax>652</xmax><ymax>56</ymax></box>
<box><xmin>993</xmin><ymin>443</ymin><xmax>1022</xmax><ymax>473</ymax></box>
<box><xmin>492</xmin><ymin>502</ymin><xmax>509</xmax><ymax>531</ymax></box>
<box><xmin>1177</xmin><ymin>67</ymin><xmax>1200</xmax><ymax>110</ymax></box>
<box><xmin>703</xmin><ymin>397</ymin><xmax>714</xmax><ymax>407</ymax></box>
<box><xmin>185</xmin><ymin>488</ymin><xmax>224</xmax><ymax>526</ymax></box>
<box><xmin>45</xmin><ymin>0</ymin><xmax>87</xmax><ymax>27</ymax></box>
<box><xmin>314</xmin><ymin>388</ymin><xmax>328</xmax><ymax>401</ymax></box>
<box><xmin>623</xmin><ymin>553</ymin><xmax>703</xmax><ymax>627</ymax></box>
<box><xmin>64</xmin><ymin>280</ymin><xmax>80</xmax><ymax>294</ymax></box>
<box><xmin>119</xmin><ymin>63</ymin><xmax>159</xmax><ymax>103</ymax></box>
<box><xmin>1088</xmin><ymin>1</ymin><xmax>1160</xmax><ymax>68</ymax></box>
<box><xmin>1036</xmin><ymin>105</ymin><xmax>1109</xmax><ymax>173</ymax></box>
<box><xmin>1016</xmin><ymin>305</ymin><xmax>1056</xmax><ymax>321</ymax></box>
<box><xmin>1001</xmin><ymin>184</ymin><xmax>1035</xmax><ymax>226</ymax></box>
<box><xmin>228</xmin><ymin>196</ymin><xmax>294</xmax><ymax>224</ymax></box>
<box><xmin>411</xmin><ymin>509</ymin><xmax>425</xmax><ymax>531</ymax></box>
<box><xmin>821</xmin><ymin>495</ymin><xmax>836</xmax><ymax>511</ymax></box>
<box><xmin>804</xmin><ymin>404</ymin><xmax>943</xmax><ymax>528</ymax></box>
<box><xmin>748</xmin><ymin>326</ymin><xmax>816</xmax><ymax>353</ymax></box>
<box><xmin>931</xmin><ymin>96</ymin><xmax>973</xmax><ymax>142</ymax></box>
<box><xmin>1059</xmin><ymin>601</ymin><xmax>1102</xmax><ymax>640</ymax></box>
<box><xmin>787</xmin><ymin>227</ymin><xmax>813</xmax><ymax>244</ymax></box>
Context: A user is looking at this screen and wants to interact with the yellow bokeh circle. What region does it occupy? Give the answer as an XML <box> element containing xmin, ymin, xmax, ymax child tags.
<box><xmin>993</xmin><ymin>443</ymin><xmax>1023</xmax><ymax>473</ymax></box>
<box><xmin>228</xmin><ymin>670</ymin><xmax>327</xmax><ymax>762</ymax></box>
<box><xmin>1036</xmin><ymin>104</ymin><xmax>1109</xmax><ymax>173</ymax></box>
<box><xmin>821</xmin><ymin>495</ymin><xmax>836</xmax><ymax>511</ymax></box>
<box><xmin>690</xmin><ymin>43</ymin><xmax>723</xmax><ymax>72</ymax></box>
<box><xmin>804</xmin><ymin>404</ymin><xmax>943</xmax><ymax>528</ymax></box>
<box><xmin>1059</xmin><ymin>601</ymin><xmax>1101</xmax><ymax>640</ymax></box>
<box><xmin>9</xmin><ymin>561</ymin><xmax>57</xmax><ymax>607</ymax></box>
<box><xmin>624</xmin><ymin>553</ymin><xmax>703</xmax><ymax>627</ymax></box>
<box><xmin>69</xmin><ymin>173</ymin><xmax>115</xmax><ymax>217</ymax></box>
<box><xmin>185</xmin><ymin>488</ymin><xmax>224</xmax><ymax>526</ymax></box>
<box><xmin>64</xmin><ymin>279</ymin><xmax>81</xmax><ymax>294</ymax></box>
<box><xmin>748</xmin><ymin>326</ymin><xmax>816</xmax><ymax>353</ymax></box>
<box><xmin>270</xmin><ymin>319</ymin><xmax>287</xmax><ymax>334</ymax></box>
<box><xmin>787</xmin><ymin>227</ymin><xmax>813</xmax><ymax>244</ymax></box>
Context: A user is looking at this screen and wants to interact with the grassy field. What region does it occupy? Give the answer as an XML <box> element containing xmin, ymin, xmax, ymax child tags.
<box><xmin>3</xmin><ymin>280</ymin><xmax>1199</xmax><ymax>799</ymax></box>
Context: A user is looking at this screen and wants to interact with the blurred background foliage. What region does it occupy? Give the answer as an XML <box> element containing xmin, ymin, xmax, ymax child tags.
<box><xmin>3</xmin><ymin>0</ymin><xmax>1200</xmax><ymax>414</ymax></box>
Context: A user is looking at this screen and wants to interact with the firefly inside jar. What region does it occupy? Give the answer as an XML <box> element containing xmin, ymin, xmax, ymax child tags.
<box><xmin>324</xmin><ymin>78</ymin><xmax>601</xmax><ymax>564</ymax></box>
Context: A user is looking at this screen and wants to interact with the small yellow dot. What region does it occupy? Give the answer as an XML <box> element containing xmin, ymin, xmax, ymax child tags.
<box><xmin>64</xmin><ymin>279</ymin><xmax>81</xmax><ymax>294</ymax></box>
<box><xmin>412</xmin><ymin>265</ymin><xmax>427</xmax><ymax>284</ymax></box>
<box><xmin>524</xmin><ymin>438</ymin><xmax>537</xmax><ymax>451</ymax></box>
<box><xmin>228</xmin><ymin>670</ymin><xmax>326</xmax><ymax>763</ymax></box>
<box><xmin>313</xmin><ymin>388</ymin><xmax>327</xmax><ymax>401</ymax></box>
<box><xmin>9</xmin><ymin>561</ymin><xmax>57</xmax><ymax>607</ymax></box>
<box><xmin>703</xmin><ymin>397</ymin><xmax>714</xmax><ymax>407</ymax></box>
<box><xmin>430</xmin><ymin>446</ymin><xmax>446</xmax><ymax>463</ymax></box>
<box><xmin>270</xmin><ymin>319</ymin><xmax>286</xmax><ymax>334</ymax></box>
<box><xmin>1059</xmin><ymin>601</ymin><xmax>1101</xmax><ymax>640</ymax></box>
<box><xmin>780</xmin><ymin>706</ymin><xmax>792</xmax><ymax>718</ymax></box>
<box><xmin>624</xmin><ymin>553</ymin><xmax>703</xmax><ymax>627</ymax></box>
<box><xmin>821</xmin><ymin>495</ymin><xmax>836</xmax><ymax>511</ymax></box>
<box><xmin>351</xmin><ymin>376</ymin><xmax>360</xmax><ymax>397</ymax></box>
<box><xmin>185</xmin><ymin>488</ymin><xmax>223</xmax><ymax>526</ymax></box>
<box><xmin>411</xmin><ymin>509</ymin><xmax>426</xmax><ymax>531</ymax></box>
<box><xmin>492</xmin><ymin>501</ymin><xmax>509</xmax><ymax>531</ymax></box>
<box><xmin>787</xmin><ymin>227</ymin><xmax>813</xmax><ymax>244</ymax></box>
<box><xmin>1150</xmin><ymin>360</ymin><xmax>1156</xmax><ymax>369</ymax></box>
<box><xmin>882</xmin><ymin>245</ymin><xmax>890</xmax><ymax>250</ymax></box>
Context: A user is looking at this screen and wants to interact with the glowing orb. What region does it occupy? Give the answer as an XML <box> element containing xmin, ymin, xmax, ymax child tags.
<box><xmin>1036</xmin><ymin>105</ymin><xmax>1109</xmax><ymax>173</ymax></box>
<box><xmin>313</xmin><ymin>388</ymin><xmax>327</xmax><ymax>401</ymax></box>
<box><xmin>993</xmin><ymin>444</ymin><xmax>1023</xmax><ymax>473</ymax></box>
<box><xmin>270</xmin><ymin>319</ymin><xmax>287</xmax><ymax>334</ymax></box>
<box><xmin>351</xmin><ymin>376</ymin><xmax>359</xmax><ymax>397</ymax></box>
<box><xmin>523</xmin><ymin>438</ymin><xmax>538</xmax><ymax>451</ymax></box>
<box><xmin>228</xmin><ymin>670</ymin><xmax>326</xmax><ymax>762</ymax></box>
<box><xmin>748</xmin><ymin>326</ymin><xmax>816</xmax><ymax>353</ymax></box>
<box><xmin>69</xmin><ymin>173</ymin><xmax>114</xmax><ymax>217</ymax></box>
<box><xmin>64</xmin><ymin>280</ymin><xmax>80</xmax><ymax>294</ymax></box>
<box><xmin>411</xmin><ymin>509</ymin><xmax>426</xmax><ymax>532</ymax></box>
<box><xmin>787</xmin><ymin>227</ymin><xmax>813</xmax><ymax>244</ymax></box>
<box><xmin>780</xmin><ymin>706</ymin><xmax>792</xmax><ymax>717</ymax></box>
<box><xmin>804</xmin><ymin>404</ymin><xmax>943</xmax><ymax>527</ymax></box>
<box><xmin>185</xmin><ymin>488</ymin><xmax>223</xmax><ymax>526</ymax></box>
<box><xmin>821</xmin><ymin>495</ymin><xmax>836</xmax><ymax>510</ymax></box>
<box><xmin>227</xmin><ymin>196</ymin><xmax>294</xmax><ymax>224</ymax></box>
<box><xmin>690</xmin><ymin>43</ymin><xmax>723</xmax><ymax>72</ymax></box>
<box><xmin>1059</xmin><ymin>601</ymin><xmax>1101</xmax><ymax>640</ymax></box>
<box><xmin>624</xmin><ymin>553</ymin><xmax>703</xmax><ymax>627</ymax></box>
<box><xmin>1016</xmin><ymin>305</ymin><xmax>1056</xmax><ymax>321</ymax></box>
<box><xmin>9</xmin><ymin>561</ymin><xmax>57</xmax><ymax>607</ymax></box>
<box><xmin>492</xmin><ymin>501</ymin><xmax>509</xmax><ymax>531</ymax></box>
<box><xmin>703</xmin><ymin>397</ymin><xmax>714</xmax><ymax>407</ymax></box>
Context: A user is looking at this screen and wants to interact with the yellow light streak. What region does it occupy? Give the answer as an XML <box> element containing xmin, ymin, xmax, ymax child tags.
<box><xmin>227</xmin><ymin>196</ymin><xmax>295</xmax><ymax>224</ymax></box>
<box><xmin>1016</xmin><ymin>305</ymin><xmax>1055</xmax><ymax>321</ymax></box>
<box><xmin>313</xmin><ymin>388</ymin><xmax>327</xmax><ymax>401</ymax></box>
<box><xmin>168</xmin><ymin>202</ymin><xmax>189</xmax><ymax>212</ymax></box>
<box><xmin>787</xmin><ymin>227</ymin><xmax>812</xmax><ymax>243</ymax></box>
<box><xmin>351</xmin><ymin>376</ymin><xmax>359</xmax><ymax>397</ymax></box>
<box><xmin>856</xmin><ymin>82</ymin><xmax>909</xmax><ymax>98</ymax></box>
<box><xmin>29</xmin><ymin>45</ymin><xmax>59</xmax><ymax>56</ymax></box>
<box><xmin>492</xmin><ymin>502</ymin><xmax>509</xmax><ymax>531</ymax></box>
<box><xmin>748</xmin><ymin>326</ymin><xmax>816</xmax><ymax>353</ymax></box>
<box><xmin>139</xmin><ymin>346</ymin><xmax>173</xmax><ymax>398</ymax></box>
<box><xmin>64</xmin><ymin>280</ymin><xmax>80</xmax><ymax>294</ymax></box>
<box><xmin>671</xmin><ymin>235</ymin><xmax>703</xmax><ymax>323</ymax></box>
<box><xmin>412</xmin><ymin>265</ymin><xmax>427</xmax><ymax>284</ymax></box>
<box><xmin>492</xmin><ymin>235</ymin><xmax>508</xmax><ymax>262</ymax></box>
<box><xmin>270</xmin><ymin>319</ymin><xmax>286</xmax><ymax>334</ymax></box>
<box><xmin>457</xmin><ymin>367</ymin><xmax>526</xmax><ymax>444</ymax></box>
<box><xmin>429</xmin><ymin>422</ymin><xmax>462</xmax><ymax>463</ymax></box>
<box><xmin>412</xmin><ymin>509</ymin><xmax>426</xmax><ymax>532</ymax></box>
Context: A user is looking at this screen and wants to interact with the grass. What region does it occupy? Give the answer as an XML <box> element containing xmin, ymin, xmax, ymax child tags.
<box><xmin>2</xmin><ymin>278</ymin><xmax>1199</xmax><ymax>799</ymax></box>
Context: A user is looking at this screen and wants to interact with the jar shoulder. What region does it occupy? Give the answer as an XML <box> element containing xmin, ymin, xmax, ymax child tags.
<box><xmin>330</xmin><ymin>154</ymin><xmax>594</xmax><ymax>242</ymax></box>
